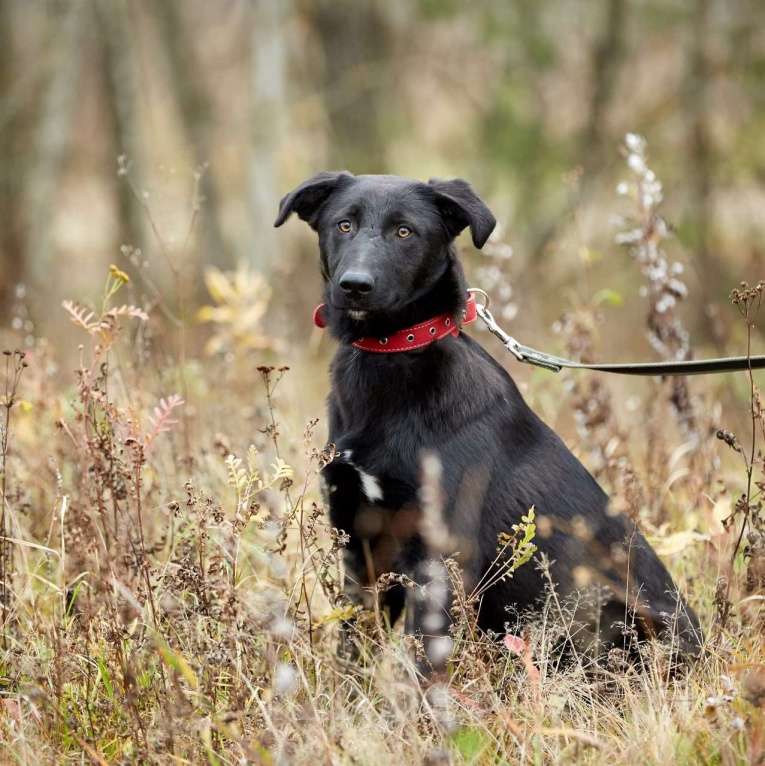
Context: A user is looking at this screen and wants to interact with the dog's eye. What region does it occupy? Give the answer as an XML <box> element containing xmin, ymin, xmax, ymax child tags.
<box><xmin>396</xmin><ymin>225</ymin><xmax>412</xmax><ymax>239</ymax></box>
<box><xmin>337</xmin><ymin>220</ymin><xmax>352</xmax><ymax>233</ymax></box>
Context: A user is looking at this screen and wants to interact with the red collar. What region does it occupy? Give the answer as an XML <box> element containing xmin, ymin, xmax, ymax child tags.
<box><xmin>313</xmin><ymin>294</ymin><xmax>477</xmax><ymax>353</ymax></box>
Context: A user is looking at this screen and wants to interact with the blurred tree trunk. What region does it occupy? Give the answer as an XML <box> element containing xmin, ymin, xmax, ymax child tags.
<box><xmin>687</xmin><ymin>0</ymin><xmax>712</xmax><ymax>276</ymax></box>
<box><xmin>530</xmin><ymin>0</ymin><xmax>626</xmax><ymax>262</ymax></box>
<box><xmin>0</xmin><ymin>2</ymin><xmax>27</xmax><ymax>320</ymax></box>
<box><xmin>95</xmin><ymin>0</ymin><xmax>148</xmax><ymax>266</ymax></box>
<box><xmin>24</xmin><ymin>2</ymin><xmax>85</xmax><ymax>286</ymax></box>
<box><xmin>582</xmin><ymin>0</ymin><xmax>626</xmax><ymax>163</ymax></box>
<box><xmin>249</xmin><ymin>0</ymin><xmax>289</xmax><ymax>272</ymax></box>
<box><xmin>685</xmin><ymin>0</ymin><xmax>730</xmax><ymax>344</ymax></box>
<box><xmin>308</xmin><ymin>0</ymin><xmax>391</xmax><ymax>173</ymax></box>
<box><xmin>501</xmin><ymin>1</ymin><xmax>552</xmax><ymax>261</ymax></box>
<box><xmin>150</xmin><ymin>0</ymin><xmax>231</xmax><ymax>270</ymax></box>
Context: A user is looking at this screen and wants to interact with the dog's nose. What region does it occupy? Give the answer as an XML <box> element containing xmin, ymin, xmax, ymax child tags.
<box><xmin>339</xmin><ymin>271</ymin><xmax>375</xmax><ymax>296</ymax></box>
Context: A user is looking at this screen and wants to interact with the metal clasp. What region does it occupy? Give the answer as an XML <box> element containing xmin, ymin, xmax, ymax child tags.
<box><xmin>471</xmin><ymin>289</ymin><xmax>563</xmax><ymax>373</ymax></box>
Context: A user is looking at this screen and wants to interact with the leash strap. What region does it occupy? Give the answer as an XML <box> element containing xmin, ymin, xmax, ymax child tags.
<box><xmin>474</xmin><ymin>300</ymin><xmax>765</xmax><ymax>376</ymax></box>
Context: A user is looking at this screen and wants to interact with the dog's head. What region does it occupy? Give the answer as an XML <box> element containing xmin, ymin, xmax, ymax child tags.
<box><xmin>274</xmin><ymin>173</ymin><xmax>495</xmax><ymax>327</ymax></box>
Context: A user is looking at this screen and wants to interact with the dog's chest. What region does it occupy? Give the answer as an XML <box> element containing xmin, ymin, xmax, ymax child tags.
<box><xmin>321</xmin><ymin>449</ymin><xmax>422</xmax><ymax>565</ymax></box>
<box><xmin>321</xmin><ymin>449</ymin><xmax>400</xmax><ymax>513</ymax></box>
<box><xmin>327</xmin><ymin>450</ymin><xmax>384</xmax><ymax>502</ymax></box>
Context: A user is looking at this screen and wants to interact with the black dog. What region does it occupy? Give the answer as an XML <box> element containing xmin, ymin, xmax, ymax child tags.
<box><xmin>275</xmin><ymin>172</ymin><xmax>702</xmax><ymax>667</ymax></box>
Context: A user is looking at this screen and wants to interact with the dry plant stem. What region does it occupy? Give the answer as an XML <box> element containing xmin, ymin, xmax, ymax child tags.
<box><xmin>260</xmin><ymin>368</ymin><xmax>316</xmax><ymax>662</ymax></box>
<box><xmin>729</xmin><ymin>288</ymin><xmax>763</xmax><ymax>582</ymax></box>
<box><xmin>0</xmin><ymin>351</ymin><xmax>25</xmax><ymax>651</ymax></box>
<box><xmin>539</xmin><ymin>558</ymin><xmax>582</xmax><ymax>668</ymax></box>
<box><xmin>131</xmin><ymin>446</ymin><xmax>161</xmax><ymax>641</ymax></box>
<box><xmin>732</xmin><ymin>319</ymin><xmax>757</xmax><ymax>570</ymax></box>
<box><xmin>623</xmin><ymin>525</ymin><xmax>638</xmax><ymax>652</ymax></box>
<box><xmin>109</xmin><ymin>606</ymin><xmax>150</xmax><ymax>752</ymax></box>
<box><xmin>0</xmin><ymin>360</ymin><xmax>10</xmax><ymax>652</ymax></box>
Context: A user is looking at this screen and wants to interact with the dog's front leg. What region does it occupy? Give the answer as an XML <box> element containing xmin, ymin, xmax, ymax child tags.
<box><xmin>406</xmin><ymin>557</ymin><xmax>454</xmax><ymax>677</ymax></box>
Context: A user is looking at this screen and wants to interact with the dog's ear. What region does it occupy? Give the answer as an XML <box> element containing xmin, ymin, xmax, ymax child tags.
<box><xmin>274</xmin><ymin>171</ymin><xmax>353</xmax><ymax>229</ymax></box>
<box><xmin>428</xmin><ymin>178</ymin><xmax>496</xmax><ymax>249</ymax></box>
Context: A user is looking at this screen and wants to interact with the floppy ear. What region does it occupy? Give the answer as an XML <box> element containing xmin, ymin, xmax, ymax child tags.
<box><xmin>274</xmin><ymin>171</ymin><xmax>353</xmax><ymax>229</ymax></box>
<box><xmin>428</xmin><ymin>178</ymin><xmax>496</xmax><ymax>248</ymax></box>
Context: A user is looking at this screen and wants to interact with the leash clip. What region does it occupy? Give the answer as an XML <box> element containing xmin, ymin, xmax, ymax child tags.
<box><xmin>474</xmin><ymin>301</ymin><xmax>563</xmax><ymax>372</ymax></box>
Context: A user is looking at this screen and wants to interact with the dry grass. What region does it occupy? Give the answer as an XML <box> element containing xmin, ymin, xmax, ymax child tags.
<box><xmin>0</xmin><ymin>146</ymin><xmax>764</xmax><ymax>764</ymax></box>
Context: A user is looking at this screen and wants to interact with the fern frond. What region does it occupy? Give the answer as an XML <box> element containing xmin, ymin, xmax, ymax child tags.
<box><xmin>270</xmin><ymin>458</ymin><xmax>294</xmax><ymax>484</ymax></box>
<box><xmin>225</xmin><ymin>454</ymin><xmax>247</xmax><ymax>492</ymax></box>
<box><xmin>246</xmin><ymin>445</ymin><xmax>261</xmax><ymax>487</ymax></box>
<box><xmin>104</xmin><ymin>304</ymin><xmax>149</xmax><ymax>322</ymax></box>
<box><xmin>145</xmin><ymin>394</ymin><xmax>184</xmax><ymax>446</ymax></box>
<box><xmin>62</xmin><ymin>300</ymin><xmax>98</xmax><ymax>332</ymax></box>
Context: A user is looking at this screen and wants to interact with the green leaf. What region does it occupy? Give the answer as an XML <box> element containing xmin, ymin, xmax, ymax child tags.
<box><xmin>451</xmin><ymin>726</ymin><xmax>491</xmax><ymax>763</ymax></box>
<box><xmin>593</xmin><ymin>288</ymin><xmax>624</xmax><ymax>307</ymax></box>
<box><xmin>97</xmin><ymin>654</ymin><xmax>114</xmax><ymax>700</ymax></box>
<box><xmin>156</xmin><ymin>640</ymin><xmax>199</xmax><ymax>690</ymax></box>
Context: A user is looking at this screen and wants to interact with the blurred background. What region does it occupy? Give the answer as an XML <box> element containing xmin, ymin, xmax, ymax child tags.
<box><xmin>1</xmin><ymin>0</ymin><xmax>765</xmax><ymax>421</ymax></box>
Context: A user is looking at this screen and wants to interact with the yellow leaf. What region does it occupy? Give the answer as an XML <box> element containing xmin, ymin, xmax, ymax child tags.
<box><xmin>204</xmin><ymin>268</ymin><xmax>236</xmax><ymax>304</ymax></box>
<box><xmin>312</xmin><ymin>605</ymin><xmax>360</xmax><ymax>629</ymax></box>
<box><xmin>199</xmin><ymin>262</ymin><xmax>278</xmax><ymax>355</ymax></box>
<box><xmin>196</xmin><ymin>306</ymin><xmax>217</xmax><ymax>322</ymax></box>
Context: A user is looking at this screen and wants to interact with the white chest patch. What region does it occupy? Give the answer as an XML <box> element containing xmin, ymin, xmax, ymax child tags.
<box><xmin>358</xmin><ymin>469</ymin><xmax>383</xmax><ymax>503</ymax></box>
<box><xmin>336</xmin><ymin>450</ymin><xmax>383</xmax><ymax>503</ymax></box>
